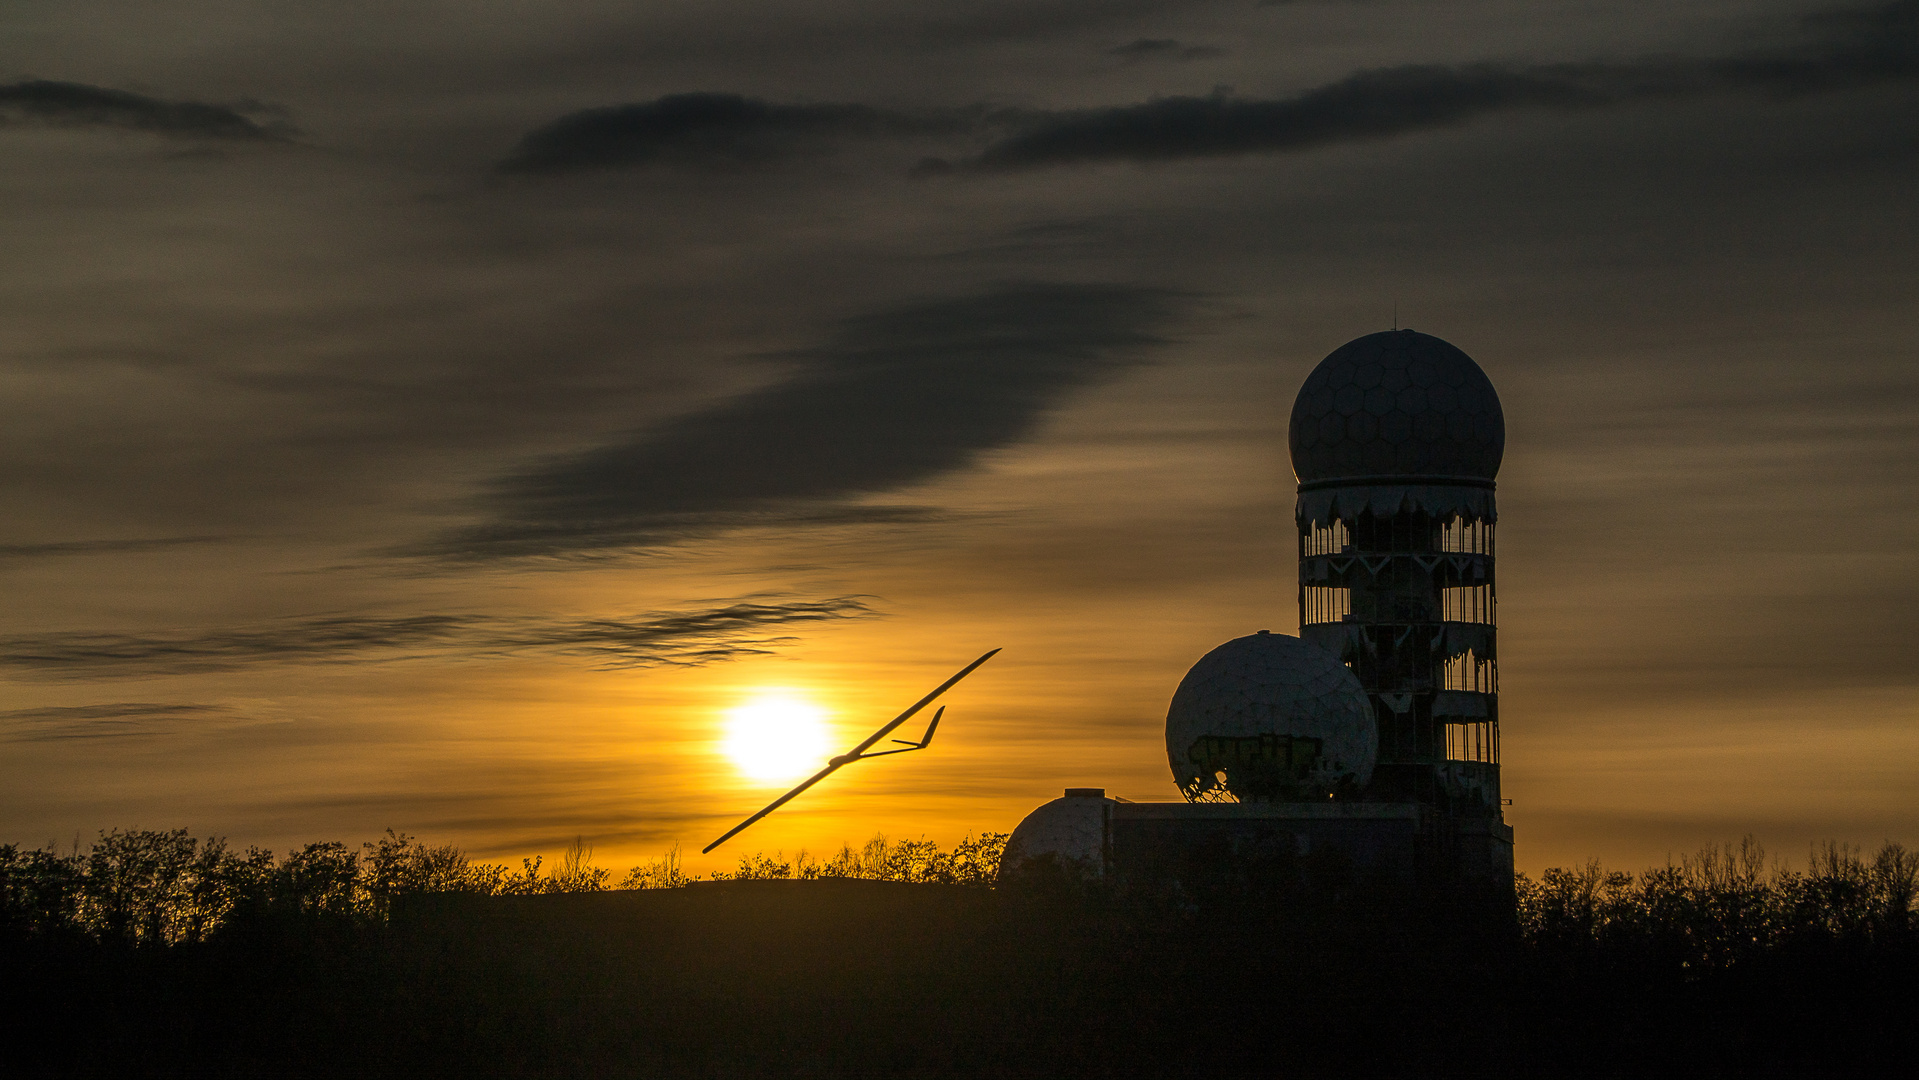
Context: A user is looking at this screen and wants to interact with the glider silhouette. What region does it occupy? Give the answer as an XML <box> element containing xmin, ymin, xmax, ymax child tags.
<box><xmin>703</xmin><ymin>648</ymin><xmax>1000</xmax><ymax>854</ymax></box>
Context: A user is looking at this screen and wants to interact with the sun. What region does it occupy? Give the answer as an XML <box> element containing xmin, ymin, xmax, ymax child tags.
<box><xmin>722</xmin><ymin>694</ymin><xmax>831</xmax><ymax>781</ymax></box>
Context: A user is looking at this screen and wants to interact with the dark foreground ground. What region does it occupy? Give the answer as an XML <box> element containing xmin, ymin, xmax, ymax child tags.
<box><xmin>6</xmin><ymin>878</ymin><xmax>1915</xmax><ymax>1079</ymax></box>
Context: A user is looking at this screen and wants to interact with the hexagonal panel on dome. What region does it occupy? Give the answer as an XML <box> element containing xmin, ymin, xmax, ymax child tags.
<box><xmin>1165</xmin><ymin>632</ymin><xmax>1376</xmax><ymax>803</ymax></box>
<box><xmin>1289</xmin><ymin>330</ymin><xmax>1503</xmax><ymax>484</ymax></box>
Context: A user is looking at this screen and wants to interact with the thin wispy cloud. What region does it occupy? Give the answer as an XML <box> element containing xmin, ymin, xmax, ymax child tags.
<box><xmin>476</xmin><ymin>598</ymin><xmax>879</xmax><ymax>667</ymax></box>
<box><xmin>0</xmin><ymin>702</ymin><xmax>234</xmax><ymax>742</ymax></box>
<box><xmin>1106</xmin><ymin>39</ymin><xmax>1225</xmax><ymax>63</ymax></box>
<box><xmin>0</xmin><ymin>80</ymin><xmax>287</xmax><ymax>140</ymax></box>
<box><xmin>0</xmin><ymin>536</ymin><xmax>226</xmax><ymax>560</ymax></box>
<box><xmin>424</xmin><ymin>283</ymin><xmax>1186</xmax><ymax>560</ymax></box>
<box><xmin>0</xmin><ymin>597</ymin><xmax>876</xmax><ymax>679</ymax></box>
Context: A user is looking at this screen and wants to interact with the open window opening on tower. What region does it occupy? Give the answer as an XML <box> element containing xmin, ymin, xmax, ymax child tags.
<box><xmin>1303</xmin><ymin>510</ymin><xmax>1495</xmax><ymax>554</ymax></box>
<box><xmin>1441</xmin><ymin>649</ymin><xmax>1498</xmax><ymax>693</ymax></box>
<box><xmin>1301</xmin><ymin>519</ymin><xmax>1352</xmax><ymax>557</ymax></box>
<box><xmin>1445</xmin><ymin>721</ymin><xmax>1499</xmax><ymax>764</ymax></box>
<box><xmin>1301</xmin><ymin>585</ymin><xmax>1353</xmax><ymax>625</ymax></box>
<box><xmin>1441</xmin><ymin>585</ymin><xmax>1494</xmax><ymax>623</ymax></box>
<box><xmin>1438</xmin><ymin>516</ymin><xmax>1494</xmax><ymax>555</ymax></box>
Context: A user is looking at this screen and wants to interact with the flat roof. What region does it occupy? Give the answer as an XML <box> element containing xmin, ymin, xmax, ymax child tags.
<box><xmin>1111</xmin><ymin>802</ymin><xmax>1421</xmax><ymax>821</ymax></box>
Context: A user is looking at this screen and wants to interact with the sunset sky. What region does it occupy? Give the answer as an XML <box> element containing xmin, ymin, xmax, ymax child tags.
<box><xmin>3</xmin><ymin>0</ymin><xmax>1914</xmax><ymax>876</ymax></box>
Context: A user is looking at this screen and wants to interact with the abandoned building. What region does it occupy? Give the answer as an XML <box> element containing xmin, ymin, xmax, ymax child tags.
<box><xmin>1003</xmin><ymin>329</ymin><xmax>1513</xmax><ymax>890</ymax></box>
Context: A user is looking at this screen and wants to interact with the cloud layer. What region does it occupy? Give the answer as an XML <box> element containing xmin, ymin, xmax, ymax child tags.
<box><xmin>0</xmin><ymin>80</ymin><xmax>284</xmax><ymax>140</ymax></box>
<box><xmin>968</xmin><ymin>0</ymin><xmax>1919</xmax><ymax>168</ymax></box>
<box><xmin>0</xmin><ymin>702</ymin><xmax>234</xmax><ymax>742</ymax></box>
<box><xmin>0</xmin><ymin>597</ymin><xmax>875</xmax><ymax>679</ymax></box>
<box><xmin>427</xmin><ymin>283</ymin><xmax>1185</xmax><ymax>559</ymax></box>
<box><xmin>0</xmin><ymin>536</ymin><xmax>227</xmax><ymax>560</ymax></box>
<box><xmin>495</xmin><ymin>1</ymin><xmax>1919</xmax><ymax>175</ymax></box>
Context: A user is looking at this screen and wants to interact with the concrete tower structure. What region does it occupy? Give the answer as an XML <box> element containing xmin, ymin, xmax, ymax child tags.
<box><xmin>1289</xmin><ymin>330</ymin><xmax>1504</xmax><ymax>822</ymax></box>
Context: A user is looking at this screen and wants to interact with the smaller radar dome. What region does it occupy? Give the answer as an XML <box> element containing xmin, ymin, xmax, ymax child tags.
<box><xmin>999</xmin><ymin>788</ymin><xmax>1113</xmax><ymax>880</ymax></box>
<box><xmin>1166</xmin><ymin>632</ymin><xmax>1375</xmax><ymax>802</ymax></box>
<box><xmin>1289</xmin><ymin>330</ymin><xmax>1503</xmax><ymax>484</ymax></box>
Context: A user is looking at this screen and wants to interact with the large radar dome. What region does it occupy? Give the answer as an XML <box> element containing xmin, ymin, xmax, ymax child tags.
<box><xmin>1166</xmin><ymin>632</ymin><xmax>1375</xmax><ymax>802</ymax></box>
<box><xmin>1289</xmin><ymin>330</ymin><xmax>1503</xmax><ymax>484</ymax></box>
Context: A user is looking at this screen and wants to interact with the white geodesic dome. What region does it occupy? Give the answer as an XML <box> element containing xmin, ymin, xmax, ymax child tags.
<box><xmin>998</xmin><ymin>789</ymin><xmax>1113</xmax><ymax>880</ymax></box>
<box><xmin>1165</xmin><ymin>632</ymin><xmax>1376</xmax><ymax>802</ymax></box>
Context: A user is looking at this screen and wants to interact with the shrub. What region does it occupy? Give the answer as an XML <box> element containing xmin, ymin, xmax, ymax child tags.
<box><xmin>618</xmin><ymin>845</ymin><xmax>693</xmax><ymax>889</ymax></box>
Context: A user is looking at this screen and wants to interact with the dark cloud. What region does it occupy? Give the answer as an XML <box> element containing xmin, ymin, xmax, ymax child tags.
<box><xmin>0</xmin><ymin>80</ymin><xmax>285</xmax><ymax>140</ymax></box>
<box><xmin>424</xmin><ymin>283</ymin><xmax>1185</xmax><ymax>559</ymax></box>
<box><xmin>501</xmin><ymin>3</ymin><xmax>1918</xmax><ymax>177</ymax></box>
<box><xmin>957</xmin><ymin>0</ymin><xmax>1919</xmax><ymax>168</ymax></box>
<box><xmin>0</xmin><ymin>536</ymin><xmax>226</xmax><ymax>560</ymax></box>
<box><xmin>1107</xmin><ymin>39</ymin><xmax>1225</xmax><ymax>63</ymax></box>
<box><xmin>497</xmin><ymin>92</ymin><xmax>958</xmax><ymax>173</ymax></box>
<box><xmin>0</xmin><ymin>703</ymin><xmax>233</xmax><ymax>742</ymax></box>
<box><xmin>478</xmin><ymin>598</ymin><xmax>877</xmax><ymax>666</ymax></box>
<box><xmin>0</xmin><ymin>597</ymin><xmax>874</xmax><ymax>679</ymax></box>
<box><xmin>966</xmin><ymin>70</ymin><xmax>1601</xmax><ymax>169</ymax></box>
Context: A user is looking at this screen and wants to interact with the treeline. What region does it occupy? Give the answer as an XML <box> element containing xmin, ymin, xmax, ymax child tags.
<box><xmin>1516</xmin><ymin>837</ymin><xmax>1917</xmax><ymax>967</ymax></box>
<box><xmin>0</xmin><ymin>828</ymin><xmax>1009</xmax><ymax>945</ymax></box>
<box><xmin>2</xmin><ymin>829</ymin><xmax>1915</xmax><ymax>1077</ymax></box>
<box><xmin>4</xmin><ymin>826</ymin><xmax>1914</xmax><ymax>958</ymax></box>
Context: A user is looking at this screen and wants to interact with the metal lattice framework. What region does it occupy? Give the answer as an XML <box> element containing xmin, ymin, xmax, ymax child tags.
<box><xmin>1181</xmin><ymin>782</ymin><xmax>1243</xmax><ymax>804</ymax></box>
